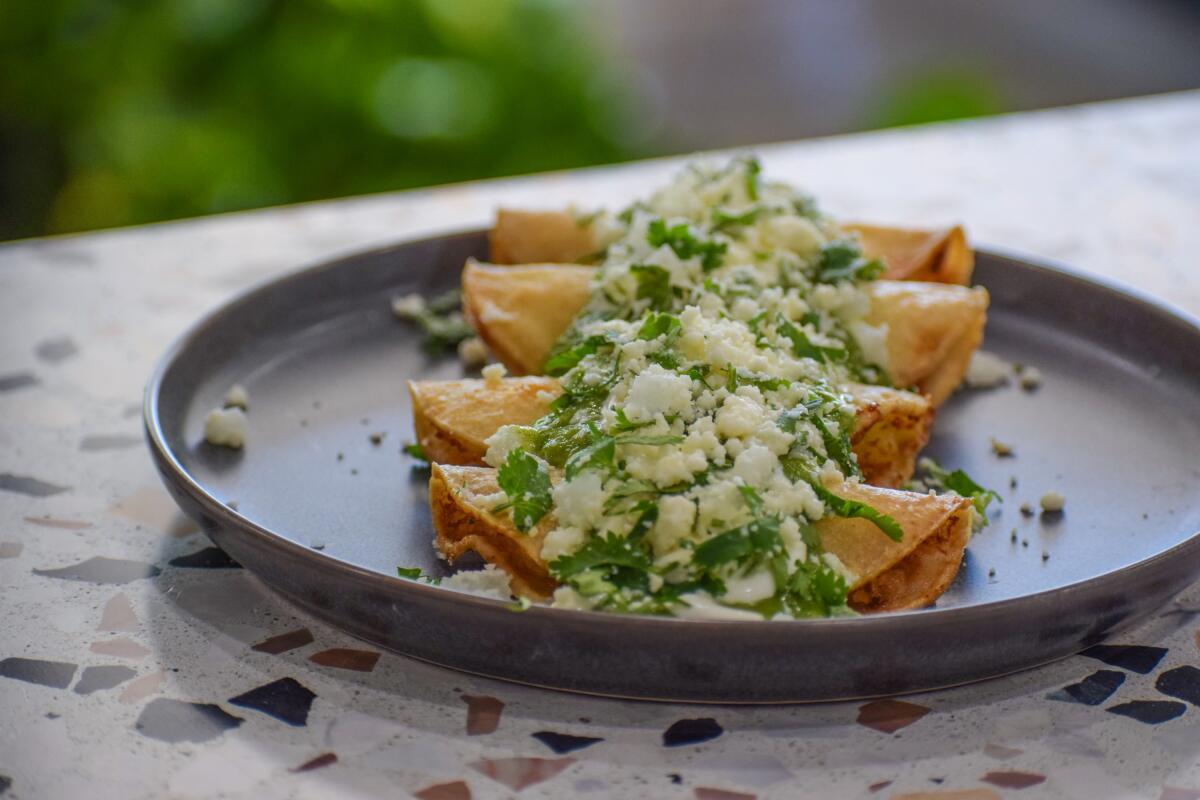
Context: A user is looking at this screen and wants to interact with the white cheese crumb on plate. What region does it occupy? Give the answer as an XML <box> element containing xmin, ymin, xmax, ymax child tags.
<box><xmin>223</xmin><ymin>383</ymin><xmax>249</xmax><ymax>409</ymax></box>
<box><xmin>963</xmin><ymin>350</ymin><xmax>1011</xmax><ymax>389</ymax></box>
<box><xmin>204</xmin><ymin>407</ymin><xmax>247</xmax><ymax>449</ymax></box>
<box><xmin>1040</xmin><ymin>490</ymin><xmax>1066</xmax><ymax>512</ymax></box>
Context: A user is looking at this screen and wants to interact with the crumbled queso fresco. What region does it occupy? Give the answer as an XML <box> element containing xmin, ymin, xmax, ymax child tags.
<box><xmin>457</xmin><ymin>336</ymin><xmax>489</xmax><ymax>367</ymax></box>
<box><xmin>1039</xmin><ymin>490</ymin><xmax>1066</xmax><ymax>513</ymax></box>
<box><xmin>223</xmin><ymin>383</ymin><xmax>249</xmax><ymax>410</ymax></box>
<box><xmin>480</xmin><ymin>157</ymin><xmax>903</xmax><ymax>619</ymax></box>
<box><xmin>964</xmin><ymin>350</ymin><xmax>1010</xmax><ymax>389</ymax></box>
<box><xmin>204</xmin><ymin>406</ymin><xmax>247</xmax><ymax>449</ymax></box>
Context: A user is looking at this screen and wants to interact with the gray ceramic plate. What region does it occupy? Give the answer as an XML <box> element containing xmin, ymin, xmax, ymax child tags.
<box><xmin>145</xmin><ymin>230</ymin><xmax>1200</xmax><ymax>702</ymax></box>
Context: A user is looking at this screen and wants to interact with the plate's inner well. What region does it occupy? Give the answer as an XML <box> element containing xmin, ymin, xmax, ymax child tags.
<box><xmin>159</xmin><ymin>236</ymin><xmax>1200</xmax><ymax>611</ymax></box>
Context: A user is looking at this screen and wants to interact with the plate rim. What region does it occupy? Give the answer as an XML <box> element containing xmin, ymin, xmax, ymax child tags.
<box><xmin>142</xmin><ymin>228</ymin><xmax>1200</xmax><ymax>635</ymax></box>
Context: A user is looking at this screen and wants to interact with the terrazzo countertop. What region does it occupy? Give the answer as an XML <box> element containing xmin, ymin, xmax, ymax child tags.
<box><xmin>3</xmin><ymin>92</ymin><xmax>1200</xmax><ymax>800</ymax></box>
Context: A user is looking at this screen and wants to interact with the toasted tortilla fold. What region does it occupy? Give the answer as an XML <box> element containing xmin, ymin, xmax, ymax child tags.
<box><xmin>410</xmin><ymin>377</ymin><xmax>559</xmax><ymax>466</ymax></box>
<box><xmin>843</xmin><ymin>223</ymin><xmax>973</xmax><ymax>285</ymax></box>
<box><xmin>462</xmin><ymin>261</ymin><xmax>987</xmax><ymax>404</ymax></box>
<box><xmin>490</xmin><ymin>209</ymin><xmax>598</xmax><ymax>266</ymax></box>
<box><xmin>429</xmin><ymin>464</ymin><xmax>971</xmax><ymax>612</ymax></box>
<box><xmin>489</xmin><ymin>209</ymin><xmax>972</xmax><ymax>284</ymax></box>
<box><xmin>429</xmin><ymin>463</ymin><xmax>557</xmax><ymax>599</ymax></box>
<box><xmin>461</xmin><ymin>260</ymin><xmax>594</xmax><ymax>376</ymax></box>
<box><xmin>846</xmin><ymin>383</ymin><xmax>934</xmax><ymax>488</ymax></box>
<box><xmin>816</xmin><ymin>481</ymin><xmax>972</xmax><ymax>611</ymax></box>
<box><xmin>410</xmin><ymin>377</ymin><xmax>931</xmax><ymax>488</ymax></box>
<box><xmin>862</xmin><ymin>281</ymin><xmax>989</xmax><ymax>406</ymax></box>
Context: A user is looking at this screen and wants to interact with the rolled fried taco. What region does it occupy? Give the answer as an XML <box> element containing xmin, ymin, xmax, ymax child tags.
<box><xmin>410</xmin><ymin>377</ymin><xmax>932</xmax><ymax>489</ymax></box>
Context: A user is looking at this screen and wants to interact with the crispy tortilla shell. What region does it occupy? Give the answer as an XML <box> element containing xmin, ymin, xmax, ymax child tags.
<box><xmin>410</xmin><ymin>376</ymin><xmax>560</xmax><ymax>467</ymax></box>
<box><xmin>490</xmin><ymin>209</ymin><xmax>973</xmax><ymax>284</ymax></box>
<box><xmin>430</xmin><ymin>464</ymin><xmax>971</xmax><ymax>611</ymax></box>
<box><xmin>844</xmin><ymin>223</ymin><xmax>973</xmax><ymax>285</ymax></box>
<box><xmin>429</xmin><ymin>464</ymin><xmax>557</xmax><ymax>599</ymax></box>
<box><xmin>490</xmin><ymin>209</ymin><xmax>598</xmax><ymax>266</ymax></box>
<box><xmin>818</xmin><ymin>481</ymin><xmax>972</xmax><ymax>612</ymax></box>
<box><xmin>461</xmin><ymin>259</ymin><xmax>595</xmax><ymax>375</ymax></box>
<box><xmin>462</xmin><ymin>260</ymin><xmax>986</xmax><ymax>404</ymax></box>
<box><xmin>410</xmin><ymin>377</ymin><xmax>931</xmax><ymax>488</ymax></box>
<box><xmin>863</xmin><ymin>281</ymin><xmax>989</xmax><ymax>406</ymax></box>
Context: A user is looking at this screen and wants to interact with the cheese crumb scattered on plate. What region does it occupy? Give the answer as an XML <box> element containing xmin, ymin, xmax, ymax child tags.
<box><xmin>440</xmin><ymin>565</ymin><xmax>514</xmax><ymax>600</ymax></box>
<box><xmin>1019</xmin><ymin>366</ymin><xmax>1043</xmax><ymax>391</ymax></box>
<box><xmin>1040</xmin><ymin>490</ymin><xmax>1066</xmax><ymax>513</ymax></box>
<box><xmin>391</xmin><ymin>293</ymin><xmax>426</xmax><ymax>319</ymax></box>
<box><xmin>989</xmin><ymin>437</ymin><xmax>1014</xmax><ymax>457</ymax></box>
<box><xmin>964</xmin><ymin>350</ymin><xmax>1011</xmax><ymax>389</ymax></box>
<box><xmin>204</xmin><ymin>407</ymin><xmax>247</xmax><ymax>449</ymax></box>
<box><xmin>457</xmin><ymin>336</ymin><xmax>489</xmax><ymax>367</ymax></box>
<box><xmin>482</xmin><ymin>362</ymin><xmax>507</xmax><ymax>388</ymax></box>
<box><xmin>223</xmin><ymin>384</ymin><xmax>249</xmax><ymax>409</ymax></box>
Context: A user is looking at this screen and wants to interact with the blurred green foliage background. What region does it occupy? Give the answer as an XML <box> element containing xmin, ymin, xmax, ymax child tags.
<box><xmin>0</xmin><ymin>0</ymin><xmax>639</xmax><ymax>241</ymax></box>
<box><xmin>5</xmin><ymin>0</ymin><xmax>1195</xmax><ymax>242</ymax></box>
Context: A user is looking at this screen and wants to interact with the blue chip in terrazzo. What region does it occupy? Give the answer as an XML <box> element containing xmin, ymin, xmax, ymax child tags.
<box><xmin>1155</xmin><ymin>665</ymin><xmax>1200</xmax><ymax>706</ymax></box>
<box><xmin>168</xmin><ymin>547</ymin><xmax>242</xmax><ymax>569</ymax></box>
<box><xmin>1047</xmin><ymin>669</ymin><xmax>1126</xmax><ymax>705</ymax></box>
<box><xmin>228</xmin><ymin>677</ymin><xmax>316</xmax><ymax>726</ymax></box>
<box><xmin>1080</xmin><ymin>645</ymin><xmax>1169</xmax><ymax>674</ymax></box>
<box><xmin>1106</xmin><ymin>700</ymin><xmax>1187</xmax><ymax>724</ymax></box>
<box><xmin>662</xmin><ymin>718</ymin><xmax>724</xmax><ymax>747</ymax></box>
<box><xmin>532</xmin><ymin>730</ymin><xmax>604</xmax><ymax>754</ymax></box>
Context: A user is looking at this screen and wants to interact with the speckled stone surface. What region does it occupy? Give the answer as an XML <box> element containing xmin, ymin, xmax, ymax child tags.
<box><xmin>3</xmin><ymin>92</ymin><xmax>1200</xmax><ymax>799</ymax></box>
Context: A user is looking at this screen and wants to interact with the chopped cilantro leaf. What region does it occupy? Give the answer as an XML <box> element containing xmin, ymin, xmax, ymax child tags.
<box><xmin>630</xmin><ymin>264</ymin><xmax>674</xmax><ymax>310</ymax></box>
<box><xmin>614</xmin><ymin>433</ymin><xmax>685</xmax><ymax>446</ymax></box>
<box><xmin>626</xmin><ymin>500</ymin><xmax>659</xmax><ymax>542</ymax></box>
<box><xmin>544</xmin><ymin>334</ymin><xmax>611</xmax><ymax>376</ymax></box>
<box><xmin>393</xmin><ymin>289</ymin><xmax>473</xmax><ymax>354</ymax></box>
<box><xmin>815</xmin><ymin>484</ymin><xmax>903</xmax><ymax>542</ymax></box>
<box><xmin>783</xmin><ymin>559</ymin><xmax>848</xmax><ymax>617</ymax></box>
<box><xmin>781</xmin><ymin>457</ymin><xmax>902</xmax><ymax>542</ymax></box>
<box><xmin>396</xmin><ymin>566</ymin><xmax>440</xmax><ymax>584</ymax></box>
<box><xmin>564</xmin><ymin>428</ymin><xmax>616</xmax><ymax>479</ymax></box>
<box><xmin>693</xmin><ymin>516</ymin><xmax>782</xmax><ymax>568</ymax></box>
<box><xmin>550</xmin><ymin>532</ymin><xmax>653</xmax><ymax>582</ymax></box>
<box><xmin>692</xmin><ymin>528</ymin><xmax>754</xmax><ymax>567</ymax></box>
<box><xmin>403</xmin><ymin>441</ymin><xmax>429</xmax><ymax>461</ymax></box>
<box><xmin>815</xmin><ymin>241</ymin><xmax>885</xmax><ymax>284</ymax></box>
<box><xmin>496</xmin><ymin>450</ymin><xmax>553</xmax><ymax>532</ymax></box>
<box><xmin>919</xmin><ymin>459</ymin><xmax>1000</xmax><ymax>516</ymax></box>
<box><xmin>646</xmin><ymin>219</ymin><xmax>727</xmax><ymax>271</ymax></box>
<box><xmin>613</xmin><ymin>407</ymin><xmax>651</xmax><ymax>432</ymax></box>
<box><xmin>426</xmin><ymin>288</ymin><xmax>462</xmax><ymax>314</ymax></box>
<box><xmin>778</xmin><ymin>318</ymin><xmax>846</xmax><ymax>363</ymax></box>
<box><xmin>637</xmin><ymin>312</ymin><xmax>681</xmax><ymax>341</ymax></box>
<box><xmin>739</xmin><ymin>484</ymin><xmax>764</xmax><ymax>516</ymax></box>
<box><xmin>812</xmin><ymin>416</ymin><xmax>861</xmax><ymax>479</ymax></box>
<box><xmin>731</xmin><ymin>368</ymin><xmax>790</xmax><ymax>392</ymax></box>
<box><xmin>648</xmin><ymin>349</ymin><xmax>680</xmax><ymax>369</ymax></box>
<box><xmin>742</xmin><ymin>156</ymin><xmax>762</xmax><ymax>201</ymax></box>
<box><xmin>712</xmin><ymin>207</ymin><xmax>762</xmax><ymax>232</ymax></box>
